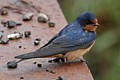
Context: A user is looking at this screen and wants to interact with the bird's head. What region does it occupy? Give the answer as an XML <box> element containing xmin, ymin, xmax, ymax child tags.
<box><xmin>77</xmin><ymin>12</ymin><xmax>99</xmax><ymax>31</ymax></box>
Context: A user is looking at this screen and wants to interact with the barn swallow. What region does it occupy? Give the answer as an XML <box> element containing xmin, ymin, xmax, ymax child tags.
<box><xmin>15</xmin><ymin>12</ymin><xmax>99</xmax><ymax>63</ymax></box>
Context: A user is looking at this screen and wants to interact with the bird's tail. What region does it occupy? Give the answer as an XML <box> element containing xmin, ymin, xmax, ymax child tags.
<box><xmin>14</xmin><ymin>46</ymin><xmax>61</xmax><ymax>59</ymax></box>
<box><xmin>15</xmin><ymin>51</ymin><xmax>41</xmax><ymax>59</ymax></box>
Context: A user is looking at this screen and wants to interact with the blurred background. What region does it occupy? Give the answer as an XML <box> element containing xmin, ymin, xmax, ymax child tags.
<box><xmin>58</xmin><ymin>0</ymin><xmax>120</xmax><ymax>80</ymax></box>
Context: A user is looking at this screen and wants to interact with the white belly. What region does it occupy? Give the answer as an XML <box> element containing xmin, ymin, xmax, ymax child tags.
<box><xmin>64</xmin><ymin>41</ymin><xmax>95</xmax><ymax>61</ymax></box>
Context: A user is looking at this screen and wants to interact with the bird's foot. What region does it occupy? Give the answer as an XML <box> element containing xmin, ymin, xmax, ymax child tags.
<box><xmin>48</xmin><ymin>58</ymin><xmax>67</xmax><ymax>63</ymax></box>
<box><xmin>79</xmin><ymin>57</ymin><xmax>88</xmax><ymax>64</ymax></box>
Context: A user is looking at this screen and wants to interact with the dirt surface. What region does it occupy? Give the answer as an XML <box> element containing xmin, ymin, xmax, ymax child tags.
<box><xmin>0</xmin><ymin>0</ymin><xmax>93</xmax><ymax>80</ymax></box>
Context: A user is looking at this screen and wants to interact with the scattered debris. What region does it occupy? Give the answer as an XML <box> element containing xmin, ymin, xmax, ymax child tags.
<box><xmin>37</xmin><ymin>63</ymin><xmax>42</xmax><ymax>67</ymax></box>
<box><xmin>19</xmin><ymin>45</ymin><xmax>22</xmax><ymax>48</ymax></box>
<box><xmin>22</xmin><ymin>12</ymin><xmax>34</xmax><ymax>21</ymax></box>
<box><xmin>7</xmin><ymin>32</ymin><xmax>23</xmax><ymax>40</ymax></box>
<box><xmin>20</xmin><ymin>76</ymin><xmax>24</xmax><ymax>79</ymax></box>
<box><xmin>24</xmin><ymin>31</ymin><xmax>31</xmax><ymax>38</ymax></box>
<box><xmin>7</xmin><ymin>60</ymin><xmax>17</xmax><ymax>69</ymax></box>
<box><xmin>2</xmin><ymin>20</ymin><xmax>22</xmax><ymax>28</ymax></box>
<box><xmin>46</xmin><ymin>69</ymin><xmax>55</xmax><ymax>74</ymax></box>
<box><xmin>0</xmin><ymin>8</ymin><xmax>8</xmax><ymax>15</ymax></box>
<box><xmin>34</xmin><ymin>38</ymin><xmax>41</xmax><ymax>45</ymax></box>
<box><xmin>33</xmin><ymin>61</ymin><xmax>37</xmax><ymax>64</ymax></box>
<box><xmin>38</xmin><ymin>13</ymin><xmax>49</xmax><ymax>23</ymax></box>
<box><xmin>48</xmin><ymin>21</ymin><xmax>55</xmax><ymax>27</ymax></box>
<box><xmin>56</xmin><ymin>76</ymin><xmax>64</xmax><ymax>80</ymax></box>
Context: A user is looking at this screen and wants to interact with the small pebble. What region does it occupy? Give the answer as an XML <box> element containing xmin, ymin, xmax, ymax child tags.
<box><xmin>48</xmin><ymin>21</ymin><xmax>55</xmax><ymax>27</ymax></box>
<box><xmin>38</xmin><ymin>13</ymin><xmax>49</xmax><ymax>23</ymax></box>
<box><xmin>34</xmin><ymin>38</ymin><xmax>41</xmax><ymax>45</ymax></box>
<box><xmin>24</xmin><ymin>31</ymin><xmax>31</xmax><ymax>38</ymax></box>
<box><xmin>56</xmin><ymin>76</ymin><xmax>64</xmax><ymax>80</ymax></box>
<box><xmin>7</xmin><ymin>32</ymin><xmax>23</xmax><ymax>40</ymax></box>
<box><xmin>7</xmin><ymin>60</ymin><xmax>17</xmax><ymax>69</ymax></box>
<box><xmin>2</xmin><ymin>39</ymin><xmax>9</xmax><ymax>44</ymax></box>
<box><xmin>0</xmin><ymin>8</ymin><xmax>8</xmax><ymax>15</ymax></box>
<box><xmin>33</xmin><ymin>61</ymin><xmax>37</xmax><ymax>64</ymax></box>
<box><xmin>6</xmin><ymin>20</ymin><xmax>17</xmax><ymax>28</ymax></box>
<box><xmin>20</xmin><ymin>77</ymin><xmax>24</xmax><ymax>79</ymax></box>
<box><xmin>19</xmin><ymin>46</ymin><xmax>22</xmax><ymax>48</ymax></box>
<box><xmin>23</xmin><ymin>12</ymin><xmax>34</xmax><ymax>21</ymax></box>
<box><xmin>37</xmin><ymin>64</ymin><xmax>42</xmax><ymax>67</ymax></box>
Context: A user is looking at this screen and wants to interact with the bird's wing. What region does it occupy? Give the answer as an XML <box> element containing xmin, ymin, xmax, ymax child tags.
<box><xmin>40</xmin><ymin>24</ymin><xmax>70</xmax><ymax>48</ymax></box>
<box><xmin>40</xmin><ymin>34</ymin><xmax>58</xmax><ymax>49</ymax></box>
<box><xmin>15</xmin><ymin>32</ymin><xmax>95</xmax><ymax>59</ymax></box>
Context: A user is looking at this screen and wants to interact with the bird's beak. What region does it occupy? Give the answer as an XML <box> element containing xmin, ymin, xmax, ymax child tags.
<box><xmin>91</xmin><ymin>19</ymin><xmax>100</xmax><ymax>27</ymax></box>
<box><xmin>92</xmin><ymin>23</ymin><xmax>100</xmax><ymax>26</ymax></box>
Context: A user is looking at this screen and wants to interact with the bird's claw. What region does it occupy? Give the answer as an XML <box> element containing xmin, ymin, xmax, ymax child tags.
<box><xmin>79</xmin><ymin>57</ymin><xmax>88</xmax><ymax>64</ymax></box>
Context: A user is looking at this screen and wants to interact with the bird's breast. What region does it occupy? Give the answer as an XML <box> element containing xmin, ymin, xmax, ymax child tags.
<box><xmin>64</xmin><ymin>41</ymin><xmax>95</xmax><ymax>61</ymax></box>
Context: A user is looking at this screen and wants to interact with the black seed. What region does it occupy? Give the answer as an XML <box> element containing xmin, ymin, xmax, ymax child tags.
<box><xmin>19</xmin><ymin>46</ymin><xmax>22</xmax><ymax>48</ymax></box>
<box><xmin>20</xmin><ymin>77</ymin><xmax>24</xmax><ymax>79</ymax></box>
<box><xmin>37</xmin><ymin>64</ymin><xmax>42</xmax><ymax>67</ymax></box>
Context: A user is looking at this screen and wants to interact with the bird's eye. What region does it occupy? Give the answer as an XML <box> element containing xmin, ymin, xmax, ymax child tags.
<box><xmin>86</xmin><ymin>20</ymin><xmax>93</xmax><ymax>24</ymax></box>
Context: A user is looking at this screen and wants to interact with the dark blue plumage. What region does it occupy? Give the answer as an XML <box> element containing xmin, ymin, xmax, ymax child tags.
<box><xmin>15</xmin><ymin>12</ymin><xmax>98</xmax><ymax>60</ymax></box>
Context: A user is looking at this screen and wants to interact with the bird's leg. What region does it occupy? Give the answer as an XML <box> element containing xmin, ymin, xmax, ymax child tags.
<box><xmin>16</xmin><ymin>59</ymin><xmax>26</xmax><ymax>63</ymax></box>
<box><xmin>79</xmin><ymin>56</ymin><xmax>88</xmax><ymax>64</ymax></box>
<box><xmin>48</xmin><ymin>57</ymin><xmax>67</xmax><ymax>63</ymax></box>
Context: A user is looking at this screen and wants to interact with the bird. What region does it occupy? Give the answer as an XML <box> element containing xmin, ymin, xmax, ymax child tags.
<box><xmin>14</xmin><ymin>11</ymin><xmax>99</xmax><ymax>63</ymax></box>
